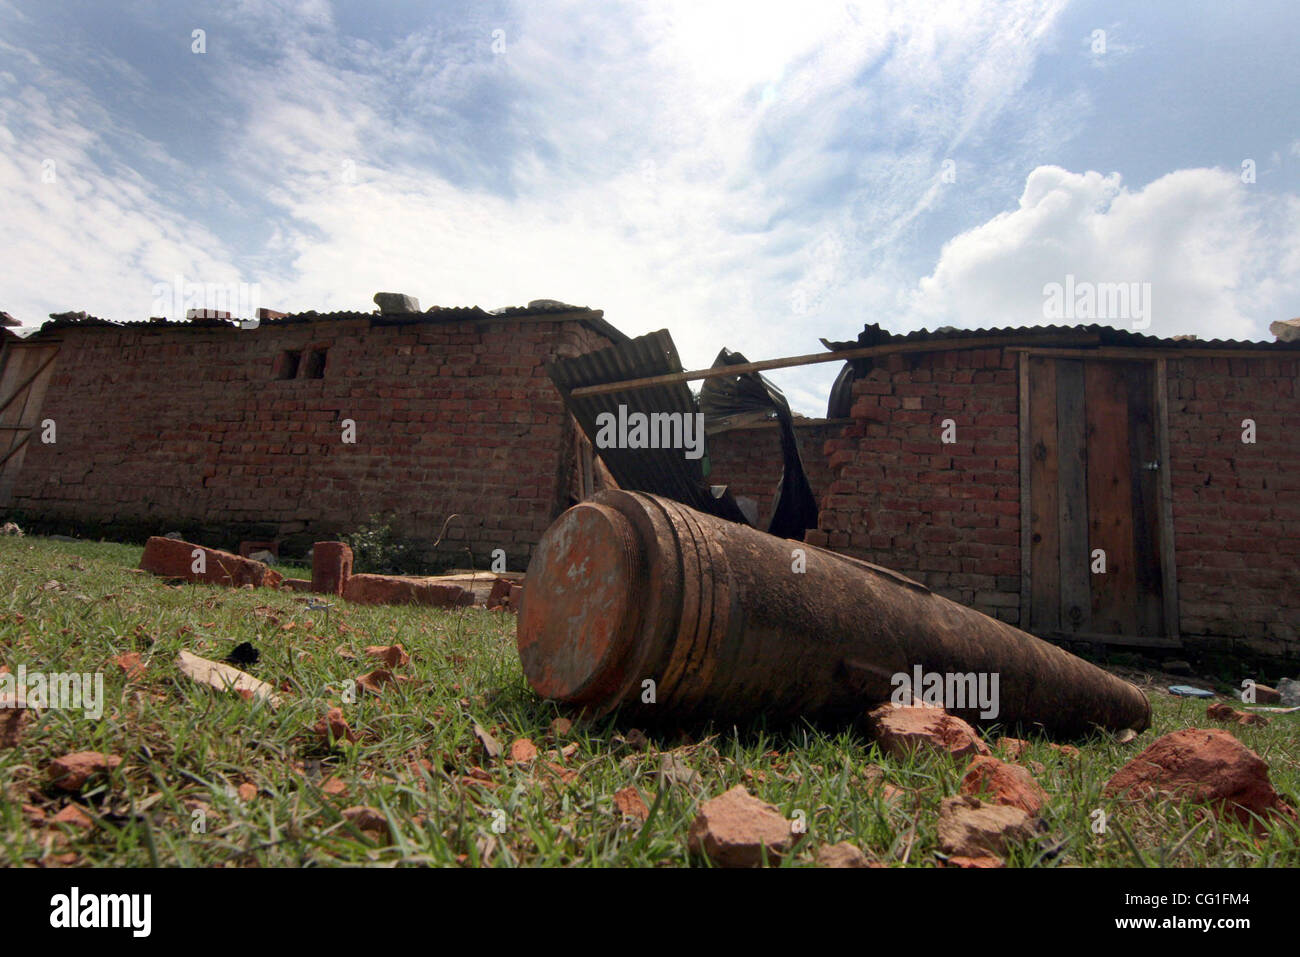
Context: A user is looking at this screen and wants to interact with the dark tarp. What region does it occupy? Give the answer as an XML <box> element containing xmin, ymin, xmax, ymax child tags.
<box><xmin>699</xmin><ymin>348</ymin><xmax>819</xmax><ymax>540</ymax></box>
<box><xmin>547</xmin><ymin>329</ymin><xmax>750</xmax><ymax>524</ymax></box>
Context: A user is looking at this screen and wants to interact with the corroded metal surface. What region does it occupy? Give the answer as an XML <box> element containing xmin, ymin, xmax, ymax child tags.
<box><xmin>518</xmin><ymin>491</ymin><xmax>1151</xmax><ymax>737</ymax></box>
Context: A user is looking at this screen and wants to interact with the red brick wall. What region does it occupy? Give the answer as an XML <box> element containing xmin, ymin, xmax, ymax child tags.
<box><xmin>809</xmin><ymin>347</ymin><xmax>1300</xmax><ymax>657</ymax></box>
<box><xmin>807</xmin><ymin>349</ymin><xmax>1023</xmax><ymax>624</ymax></box>
<box><xmin>9</xmin><ymin>316</ymin><xmax>616</xmax><ymax>570</ymax></box>
<box><xmin>1165</xmin><ymin>355</ymin><xmax>1300</xmax><ymax>657</ymax></box>
<box><xmin>705</xmin><ymin>421</ymin><xmax>844</xmax><ymax>529</ymax></box>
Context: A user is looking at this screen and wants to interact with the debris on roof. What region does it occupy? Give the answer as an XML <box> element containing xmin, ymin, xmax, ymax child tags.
<box><xmin>373</xmin><ymin>292</ymin><xmax>420</xmax><ymax>315</ymax></box>
<box><xmin>1271</xmin><ymin>318</ymin><xmax>1300</xmax><ymax>342</ymax></box>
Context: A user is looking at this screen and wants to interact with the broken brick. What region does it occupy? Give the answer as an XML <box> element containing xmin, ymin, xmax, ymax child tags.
<box><xmin>139</xmin><ymin>537</ymin><xmax>282</xmax><ymax>588</ymax></box>
<box><xmin>687</xmin><ymin>785</ymin><xmax>794</xmax><ymax>868</ymax></box>
<box><xmin>867</xmin><ymin>704</ymin><xmax>991</xmax><ymax>760</ymax></box>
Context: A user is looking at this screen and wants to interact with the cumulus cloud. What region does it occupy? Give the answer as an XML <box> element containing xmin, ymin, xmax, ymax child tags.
<box><xmin>906</xmin><ymin>165</ymin><xmax>1300</xmax><ymax>341</ymax></box>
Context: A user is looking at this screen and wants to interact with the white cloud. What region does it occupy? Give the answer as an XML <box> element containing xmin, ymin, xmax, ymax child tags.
<box><xmin>14</xmin><ymin>0</ymin><xmax>1295</xmax><ymax>418</ymax></box>
<box><xmin>907</xmin><ymin>164</ymin><xmax>1300</xmax><ymax>341</ymax></box>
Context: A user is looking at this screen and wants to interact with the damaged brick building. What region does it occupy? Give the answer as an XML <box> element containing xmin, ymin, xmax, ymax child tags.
<box><xmin>3</xmin><ymin>302</ymin><xmax>1298</xmax><ymax>661</ymax></box>
<box><xmin>0</xmin><ymin>300</ymin><xmax>629</xmax><ymax>571</ymax></box>
<box><xmin>807</xmin><ymin>324</ymin><xmax>1300</xmax><ymax>662</ymax></box>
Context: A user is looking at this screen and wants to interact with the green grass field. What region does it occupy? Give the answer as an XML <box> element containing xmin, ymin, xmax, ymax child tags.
<box><xmin>1</xmin><ymin>534</ymin><xmax>1297</xmax><ymax>867</ymax></box>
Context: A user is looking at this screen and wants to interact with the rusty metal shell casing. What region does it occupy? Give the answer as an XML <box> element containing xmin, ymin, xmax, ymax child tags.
<box><xmin>517</xmin><ymin>491</ymin><xmax>1151</xmax><ymax>736</ymax></box>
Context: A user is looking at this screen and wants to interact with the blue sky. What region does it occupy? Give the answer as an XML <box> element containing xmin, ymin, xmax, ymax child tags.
<box><xmin>2</xmin><ymin>0</ymin><xmax>1297</xmax><ymax>413</ymax></box>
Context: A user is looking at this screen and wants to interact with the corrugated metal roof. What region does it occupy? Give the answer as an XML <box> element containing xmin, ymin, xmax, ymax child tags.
<box><xmin>548</xmin><ymin>329</ymin><xmax>748</xmax><ymax>521</ymax></box>
<box><xmin>33</xmin><ymin>303</ymin><xmax>628</xmax><ymax>343</ymax></box>
<box><xmin>821</xmin><ymin>322</ymin><xmax>1300</xmax><ymax>352</ymax></box>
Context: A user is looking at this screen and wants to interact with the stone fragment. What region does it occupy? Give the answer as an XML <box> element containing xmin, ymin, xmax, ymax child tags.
<box><xmin>1103</xmin><ymin>728</ymin><xmax>1294</xmax><ymax>827</ymax></box>
<box><xmin>816</xmin><ymin>841</ymin><xmax>870</xmax><ymax>868</ymax></box>
<box><xmin>48</xmin><ymin>751</ymin><xmax>122</xmax><ymax>791</ymax></box>
<box><xmin>613</xmin><ymin>786</ymin><xmax>649</xmax><ymax>822</ymax></box>
<box><xmin>140</xmin><ymin>536</ymin><xmax>282</xmax><ymax>588</ymax></box>
<box><xmin>1251</xmin><ymin>684</ymin><xmax>1281</xmax><ymax>705</ymax></box>
<box><xmin>936</xmin><ymin>794</ymin><xmax>1037</xmax><ymax>859</ymax></box>
<box><xmin>1207</xmin><ymin>702</ymin><xmax>1270</xmax><ymax>727</ymax></box>
<box><xmin>960</xmin><ymin>755</ymin><xmax>1048</xmax><ymax>815</ymax></box>
<box><xmin>312</xmin><ymin>541</ymin><xmax>353</xmax><ymax>596</ymax></box>
<box><xmin>365</xmin><ymin>644</ymin><xmax>409</xmax><ymax>668</ymax></box>
<box><xmin>343</xmin><ymin>805</ymin><xmax>391</xmax><ymax>842</ymax></box>
<box><xmin>687</xmin><ymin>785</ymin><xmax>794</xmax><ymax>867</ymax></box>
<box><xmin>0</xmin><ymin>692</ymin><xmax>33</xmax><ymax>748</ymax></box>
<box><xmin>314</xmin><ymin>707</ymin><xmax>359</xmax><ymax>745</ymax></box>
<box><xmin>867</xmin><ymin>704</ymin><xmax>991</xmax><ymax>760</ymax></box>
<box><xmin>373</xmin><ymin>292</ymin><xmax>420</xmax><ymax>314</ymax></box>
<box><xmin>342</xmin><ymin>574</ymin><xmax>473</xmax><ymax>607</ymax></box>
<box><xmin>509</xmin><ymin>737</ymin><xmax>538</xmax><ymax>763</ymax></box>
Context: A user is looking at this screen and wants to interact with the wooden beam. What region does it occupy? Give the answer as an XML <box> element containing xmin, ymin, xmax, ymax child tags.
<box><xmin>0</xmin><ymin>429</ymin><xmax>32</xmax><ymax>470</ymax></box>
<box><xmin>1056</xmin><ymin>359</ymin><xmax>1091</xmax><ymax>635</ymax></box>
<box><xmin>1154</xmin><ymin>358</ymin><xmax>1181</xmax><ymax>641</ymax></box>
<box><xmin>1018</xmin><ymin>352</ymin><xmax>1032</xmax><ymax>632</ymax></box>
<box><xmin>568</xmin><ymin>333</ymin><xmax>1103</xmax><ymax>398</ymax></box>
<box><xmin>0</xmin><ymin>349</ymin><xmax>58</xmax><ymax>417</ymax></box>
<box><xmin>1041</xmin><ymin>629</ymin><xmax>1183</xmax><ymax>650</ymax></box>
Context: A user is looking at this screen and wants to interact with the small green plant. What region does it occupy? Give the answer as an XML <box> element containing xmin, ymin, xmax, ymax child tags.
<box><xmin>344</xmin><ymin>514</ymin><xmax>412</xmax><ymax>574</ymax></box>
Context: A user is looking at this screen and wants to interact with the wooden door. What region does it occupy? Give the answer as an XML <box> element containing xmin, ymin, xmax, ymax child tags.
<box><xmin>0</xmin><ymin>341</ymin><xmax>60</xmax><ymax>507</ymax></box>
<box><xmin>1025</xmin><ymin>356</ymin><xmax>1171</xmax><ymax>644</ymax></box>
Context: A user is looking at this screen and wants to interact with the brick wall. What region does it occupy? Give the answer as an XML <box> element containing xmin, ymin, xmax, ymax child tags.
<box><xmin>705</xmin><ymin>420</ymin><xmax>844</xmax><ymax>529</ymax></box>
<box><xmin>9</xmin><ymin>315</ymin><xmax>617</xmax><ymax>570</ymax></box>
<box><xmin>807</xmin><ymin>349</ymin><xmax>1024</xmax><ymax>624</ymax></box>
<box><xmin>808</xmin><ymin>346</ymin><xmax>1300</xmax><ymax>658</ymax></box>
<box><xmin>1165</xmin><ymin>355</ymin><xmax>1300</xmax><ymax>658</ymax></box>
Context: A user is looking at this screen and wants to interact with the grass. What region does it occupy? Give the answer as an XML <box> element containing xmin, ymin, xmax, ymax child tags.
<box><xmin>1</xmin><ymin>534</ymin><xmax>1297</xmax><ymax>867</ymax></box>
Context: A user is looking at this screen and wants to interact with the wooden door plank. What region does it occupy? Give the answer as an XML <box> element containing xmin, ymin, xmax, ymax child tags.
<box><xmin>1154</xmin><ymin>359</ymin><xmax>1181</xmax><ymax>640</ymax></box>
<box><xmin>1027</xmin><ymin>357</ymin><xmax>1060</xmax><ymax>633</ymax></box>
<box><xmin>1126</xmin><ymin>362</ymin><xmax>1165</xmax><ymax>636</ymax></box>
<box><xmin>1084</xmin><ymin>360</ymin><xmax>1139</xmax><ymax>636</ymax></box>
<box><xmin>1019</xmin><ymin>353</ymin><xmax>1031</xmax><ymax>625</ymax></box>
<box><xmin>1055</xmin><ymin>359</ymin><xmax>1091</xmax><ymax>633</ymax></box>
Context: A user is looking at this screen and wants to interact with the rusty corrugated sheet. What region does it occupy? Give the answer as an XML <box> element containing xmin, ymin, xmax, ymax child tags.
<box><xmin>547</xmin><ymin>330</ymin><xmax>748</xmax><ymax>521</ymax></box>
<box><xmin>821</xmin><ymin>322</ymin><xmax>1300</xmax><ymax>353</ymax></box>
<box><xmin>34</xmin><ymin>303</ymin><xmax>629</xmax><ymax>345</ymax></box>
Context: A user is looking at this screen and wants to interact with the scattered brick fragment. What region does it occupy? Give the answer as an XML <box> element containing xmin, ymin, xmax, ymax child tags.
<box><xmin>343</xmin><ymin>574</ymin><xmax>473</xmax><ymax>607</ymax></box>
<box><xmin>365</xmin><ymin>644</ymin><xmax>410</xmax><ymax>668</ymax></box>
<box><xmin>613</xmin><ymin>786</ymin><xmax>650</xmax><ymax>822</ymax></box>
<box><xmin>139</xmin><ymin>536</ymin><xmax>282</xmax><ymax>588</ymax></box>
<box><xmin>311</xmin><ymin>541</ymin><xmax>353</xmax><ymax>596</ymax></box>
<box><xmin>867</xmin><ymin>704</ymin><xmax>991</xmax><ymax>760</ymax></box>
<box><xmin>936</xmin><ymin>794</ymin><xmax>1037</xmax><ymax>860</ymax></box>
<box><xmin>48</xmin><ymin>751</ymin><xmax>122</xmax><ymax>791</ymax></box>
<box><xmin>314</xmin><ymin>707</ymin><xmax>359</xmax><ymax>745</ymax></box>
<box><xmin>960</xmin><ymin>755</ymin><xmax>1048</xmax><ymax>815</ymax></box>
<box><xmin>1207</xmin><ymin>702</ymin><xmax>1270</xmax><ymax>727</ymax></box>
<box><xmin>1103</xmin><ymin>728</ymin><xmax>1294</xmax><ymax>827</ymax></box>
<box><xmin>687</xmin><ymin>785</ymin><xmax>794</xmax><ymax>868</ymax></box>
<box><xmin>816</xmin><ymin>841</ymin><xmax>871</xmax><ymax>868</ymax></box>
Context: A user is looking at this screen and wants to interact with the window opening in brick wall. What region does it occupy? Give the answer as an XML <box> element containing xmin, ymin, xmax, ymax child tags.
<box><xmin>302</xmin><ymin>348</ymin><xmax>327</xmax><ymax>378</ymax></box>
<box><xmin>275</xmin><ymin>350</ymin><xmax>301</xmax><ymax>379</ymax></box>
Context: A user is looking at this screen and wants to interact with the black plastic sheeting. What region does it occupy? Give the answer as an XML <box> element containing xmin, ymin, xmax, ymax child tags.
<box><xmin>547</xmin><ymin>330</ymin><xmax>750</xmax><ymax>524</ymax></box>
<box><xmin>699</xmin><ymin>348</ymin><xmax>819</xmax><ymax>540</ymax></box>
